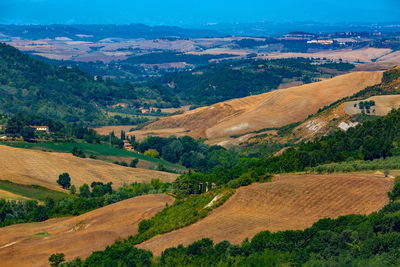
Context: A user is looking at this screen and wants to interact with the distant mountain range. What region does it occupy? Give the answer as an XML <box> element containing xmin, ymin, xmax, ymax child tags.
<box><xmin>0</xmin><ymin>24</ymin><xmax>222</xmax><ymax>41</ymax></box>
<box><xmin>197</xmin><ymin>21</ymin><xmax>400</xmax><ymax>37</ymax></box>
<box><xmin>1</xmin><ymin>22</ymin><xmax>399</xmax><ymax>41</ymax></box>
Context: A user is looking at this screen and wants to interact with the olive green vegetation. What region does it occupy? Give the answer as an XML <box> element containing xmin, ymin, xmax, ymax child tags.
<box><xmin>33</xmin><ymin>232</ymin><xmax>51</xmax><ymax>238</ymax></box>
<box><xmin>157</xmin><ymin>58</ymin><xmax>350</xmax><ymax>106</ymax></box>
<box><xmin>128</xmin><ymin>188</ymin><xmax>235</xmax><ymax>245</ymax></box>
<box><xmin>0</xmin><ymin>43</ymin><xmax>177</xmax><ymax>125</ymax></box>
<box><xmin>309</xmin><ymin>156</ymin><xmax>400</xmax><ymax>174</ymax></box>
<box><xmin>0</xmin><ymin>180</ymin><xmax>67</xmax><ymax>201</ymax></box>
<box><xmin>0</xmin><ymin>179</ymin><xmax>172</xmax><ymax>227</ymax></box>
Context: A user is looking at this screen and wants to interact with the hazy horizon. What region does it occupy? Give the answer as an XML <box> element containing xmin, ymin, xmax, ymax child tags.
<box><xmin>1</xmin><ymin>0</ymin><xmax>399</xmax><ymax>26</ymax></box>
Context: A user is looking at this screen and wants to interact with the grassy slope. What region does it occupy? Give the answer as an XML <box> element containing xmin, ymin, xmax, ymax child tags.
<box><xmin>129</xmin><ymin>188</ymin><xmax>235</xmax><ymax>245</ymax></box>
<box><xmin>0</xmin><ymin>180</ymin><xmax>67</xmax><ymax>201</ymax></box>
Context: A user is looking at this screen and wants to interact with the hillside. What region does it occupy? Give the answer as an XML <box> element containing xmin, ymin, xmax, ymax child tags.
<box><xmin>0</xmin><ymin>43</ymin><xmax>176</xmax><ymax>124</ymax></box>
<box><xmin>0</xmin><ymin>194</ymin><xmax>174</xmax><ymax>266</ymax></box>
<box><xmin>132</xmin><ymin>71</ymin><xmax>383</xmax><ymax>141</ymax></box>
<box><xmin>137</xmin><ymin>173</ymin><xmax>392</xmax><ymax>255</ymax></box>
<box><xmin>155</xmin><ymin>59</ymin><xmax>353</xmax><ymax>106</ymax></box>
<box><xmin>0</xmin><ymin>145</ymin><xmax>178</xmax><ymax>191</ymax></box>
<box><xmin>246</xmin><ymin>66</ymin><xmax>400</xmax><ymax>147</ymax></box>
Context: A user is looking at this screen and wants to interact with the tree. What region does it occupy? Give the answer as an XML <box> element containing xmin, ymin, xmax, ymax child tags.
<box><xmin>49</xmin><ymin>253</ymin><xmax>65</xmax><ymax>267</ymax></box>
<box><xmin>57</xmin><ymin>173</ymin><xmax>71</xmax><ymax>189</ymax></box>
<box><xmin>79</xmin><ymin>184</ymin><xmax>91</xmax><ymax>198</ymax></box>
<box><xmin>162</xmin><ymin>140</ymin><xmax>184</xmax><ymax>163</ymax></box>
<box><xmin>173</xmin><ymin>175</ymin><xmax>196</xmax><ymax>196</ymax></box>
<box><xmin>144</xmin><ymin>149</ymin><xmax>160</xmax><ymax>158</ymax></box>
<box><xmin>130</xmin><ymin>158</ymin><xmax>139</xmax><ymax>168</ymax></box>
<box><xmin>70</xmin><ymin>185</ymin><xmax>76</xmax><ymax>195</ymax></box>
<box><xmin>20</xmin><ymin>126</ymin><xmax>35</xmax><ymax>141</ymax></box>
<box><xmin>71</xmin><ymin>147</ymin><xmax>86</xmax><ymax>158</ymax></box>
<box><xmin>32</xmin><ymin>206</ymin><xmax>49</xmax><ymax>222</ymax></box>
<box><xmin>388</xmin><ymin>183</ymin><xmax>400</xmax><ymax>202</ymax></box>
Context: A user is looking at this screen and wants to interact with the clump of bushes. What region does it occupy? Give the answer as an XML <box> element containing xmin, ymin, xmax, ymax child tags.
<box><xmin>308</xmin><ymin>156</ymin><xmax>400</xmax><ymax>174</ymax></box>
<box><xmin>71</xmin><ymin>147</ymin><xmax>86</xmax><ymax>158</ymax></box>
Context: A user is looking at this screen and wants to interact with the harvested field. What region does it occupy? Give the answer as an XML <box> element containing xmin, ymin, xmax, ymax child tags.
<box><xmin>344</xmin><ymin>95</ymin><xmax>400</xmax><ymax>116</ymax></box>
<box><xmin>137</xmin><ymin>71</ymin><xmax>383</xmax><ymax>140</ymax></box>
<box><xmin>0</xmin><ymin>145</ymin><xmax>178</xmax><ymax>191</ymax></box>
<box><xmin>260</xmin><ymin>48</ymin><xmax>394</xmax><ymax>63</ymax></box>
<box><xmin>377</xmin><ymin>50</ymin><xmax>400</xmax><ymax>63</ymax></box>
<box><xmin>0</xmin><ymin>194</ymin><xmax>174</xmax><ymax>266</ymax></box>
<box><xmin>137</xmin><ymin>173</ymin><xmax>392</xmax><ymax>255</ymax></box>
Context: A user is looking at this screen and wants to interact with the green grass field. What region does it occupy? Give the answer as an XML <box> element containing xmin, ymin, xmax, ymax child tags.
<box><xmin>0</xmin><ymin>180</ymin><xmax>68</xmax><ymax>201</ymax></box>
<box><xmin>1</xmin><ymin>142</ymin><xmax>185</xmax><ymax>172</ymax></box>
<box><xmin>0</xmin><ymin>191</ymin><xmax>29</xmax><ymax>201</ymax></box>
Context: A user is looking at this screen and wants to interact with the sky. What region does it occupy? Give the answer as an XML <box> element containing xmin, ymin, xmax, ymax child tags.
<box><xmin>0</xmin><ymin>0</ymin><xmax>399</xmax><ymax>26</ymax></box>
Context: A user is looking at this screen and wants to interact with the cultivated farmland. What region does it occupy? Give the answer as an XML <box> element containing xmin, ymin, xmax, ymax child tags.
<box><xmin>137</xmin><ymin>173</ymin><xmax>392</xmax><ymax>255</ymax></box>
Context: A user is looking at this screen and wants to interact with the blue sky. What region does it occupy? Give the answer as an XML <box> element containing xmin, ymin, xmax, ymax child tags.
<box><xmin>0</xmin><ymin>0</ymin><xmax>399</xmax><ymax>25</ymax></box>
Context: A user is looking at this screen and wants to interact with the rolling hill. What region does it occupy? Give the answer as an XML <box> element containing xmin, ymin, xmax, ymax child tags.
<box><xmin>0</xmin><ymin>145</ymin><xmax>178</xmax><ymax>191</ymax></box>
<box><xmin>0</xmin><ymin>43</ymin><xmax>178</xmax><ymax>125</ymax></box>
<box><xmin>132</xmin><ymin>71</ymin><xmax>383</xmax><ymax>141</ymax></box>
<box><xmin>0</xmin><ymin>194</ymin><xmax>174</xmax><ymax>266</ymax></box>
<box><xmin>137</xmin><ymin>173</ymin><xmax>392</xmax><ymax>255</ymax></box>
<box><xmin>245</xmin><ymin>66</ymin><xmax>400</xmax><ymax>147</ymax></box>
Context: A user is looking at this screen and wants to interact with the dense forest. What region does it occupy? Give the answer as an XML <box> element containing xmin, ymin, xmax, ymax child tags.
<box><xmin>0</xmin><ymin>43</ymin><xmax>178</xmax><ymax>124</ymax></box>
<box><xmin>156</xmin><ymin>58</ymin><xmax>352</xmax><ymax>105</ymax></box>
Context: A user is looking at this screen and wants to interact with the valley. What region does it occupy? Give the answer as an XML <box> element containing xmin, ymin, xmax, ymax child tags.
<box><xmin>1</xmin><ymin>18</ymin><xmax>400</xmax><ymax>266</ymax></box>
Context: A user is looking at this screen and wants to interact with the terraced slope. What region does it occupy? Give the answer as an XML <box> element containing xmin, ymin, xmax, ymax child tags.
<box><xmin>135</xmin><ymin>71</ymin><xmax>383</xmax><ymax>140</ymax></box>
<box><xmin>137</xmin><ymin>173</ymin><xmax>392</xmax><ymax>255</ymax></box>
<box><xmin>0</xmin><ymin>194</ymin><xmax>174</xmax><ymax>267</ymax></box>
<box><xmin>0</xmin><ymin>145</ymin><xmax>178</xmax><ymax>191</ymax></box>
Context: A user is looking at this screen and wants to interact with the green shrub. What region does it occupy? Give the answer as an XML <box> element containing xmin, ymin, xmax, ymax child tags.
<box><xmin>57</xmin><ymin>173</ymin><xmax>71</xmax><ymax>189</ymax></box>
